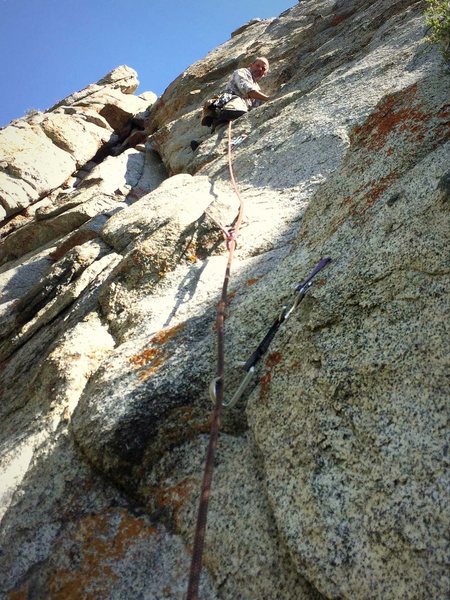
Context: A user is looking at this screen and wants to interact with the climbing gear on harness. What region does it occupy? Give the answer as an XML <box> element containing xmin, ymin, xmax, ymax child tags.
<box><xmin>215</xmin><ymin>94</ymin><xmax>248</xmax><ymax>122</ymax></box>
<box><xmin>201</xmin><ymin>95</ymin><xmax>219</xmax><ymax>126</ymax></box>
<box><xmin>187</xmin><ymin>120</ymin><xmax>245</xmax><ymax>600</ymax></box>
<box><xmin>201</xmin><ymin>93</ymin><xmax>248</xmax><ymax>128</ymax></box>
<box><xmin>210</xmin><ymin>256</ymin><xmax>332</xmax><ymax>409</ymax></box>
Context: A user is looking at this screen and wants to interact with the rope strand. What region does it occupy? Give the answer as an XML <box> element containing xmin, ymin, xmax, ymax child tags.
<box><xmin>186</xmin><ymin>121</ymin><xmax>244</xmax><ymax>600</ymax></box>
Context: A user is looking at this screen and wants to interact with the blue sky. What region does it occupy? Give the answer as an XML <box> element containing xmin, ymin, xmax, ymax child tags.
<box><xmin>0</xmin><ymin>0</ymin><xmax>294</xmax><ymax>127</ymax></box>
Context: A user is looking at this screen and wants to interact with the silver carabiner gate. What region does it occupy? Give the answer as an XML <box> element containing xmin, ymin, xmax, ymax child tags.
<box><xmin>209</xmin><ymin>367</ymin><xmax>255</xmax><ymax>409</ymax></box>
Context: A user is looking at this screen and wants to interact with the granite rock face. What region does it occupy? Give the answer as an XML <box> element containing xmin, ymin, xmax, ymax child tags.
<box><xmin>1</xmin><ymin>1</ymin><xmax>449</xmax><ymax>599</ymax></box>
<box><xmin>0</xmin><ymin>65</ymin><xmax>157</xmax><ymax>221</ymax></box>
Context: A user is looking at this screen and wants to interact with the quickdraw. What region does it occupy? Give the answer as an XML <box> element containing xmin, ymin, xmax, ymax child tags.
<box><xmin>210</xmin><ymin>256</ymin><xmax>331</xmax><ymax>409</ymax></box>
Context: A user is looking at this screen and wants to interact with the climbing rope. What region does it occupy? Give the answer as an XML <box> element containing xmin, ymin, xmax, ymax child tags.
<box><xmin>186</xmin><ymin>120</ymin><xmax>244</xmax><ymax>600</ymax></box>
<box><xmin>186</xmin><ymin>120</ymin><xmax>331</xmax><ymax>599</ymax></box>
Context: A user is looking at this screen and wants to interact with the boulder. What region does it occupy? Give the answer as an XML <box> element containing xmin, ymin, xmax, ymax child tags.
<box><xmin>39</xmin><ymin>112</ymin><xmax>114</xmax><ymax>166</ymax></box>
<box><xmin>0</xmin><ymin>123</ymin><xmax>76</xmax><ymax>216</ymax></box>
<box><xmin>49</xmin><ymin>65</ymin><xmax>141</xmax><ymax>110</ymax></box>
<box><xmin>0</xmin><ymin>65</ymin><xmax>157</xmax><ymax>219</ymax></box>
<box><xmin>0</xmin><ymin>193</ymin><xmax>122</xmax><ymax>265</ymax></box>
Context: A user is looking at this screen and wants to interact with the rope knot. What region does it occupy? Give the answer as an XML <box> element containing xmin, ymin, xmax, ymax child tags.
<box><xmin>225</xmin><ymin>228</ymin><xmax>237</xmax><ymax>251</ymax></box>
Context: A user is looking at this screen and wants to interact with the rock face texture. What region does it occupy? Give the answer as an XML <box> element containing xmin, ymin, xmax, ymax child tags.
<box><xmin>1</xmin><ymin>2</ymin><xmax>449</xmax><ymax>599</ymax></box>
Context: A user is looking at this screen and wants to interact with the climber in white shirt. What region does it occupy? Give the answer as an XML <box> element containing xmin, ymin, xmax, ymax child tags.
<box><xmin>225</xmin><ymin>57</ymin><xmax>270</xmax><ymax>108</ymax></box>
<box><xmin>191</xmin><ymin>57</ymin><xmax>270</xmax><ymax>150</ymax></box>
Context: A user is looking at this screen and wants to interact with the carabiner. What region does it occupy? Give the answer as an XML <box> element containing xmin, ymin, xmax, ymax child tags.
<box><xmin>222</xmin><ymin>367</ymin><xmax>255</xmax><ymax>409</ymax></box>
<box><xmin>209</xmin><ymin>377</ymin><xmax>221</xmax><ymax>404</ymax></box>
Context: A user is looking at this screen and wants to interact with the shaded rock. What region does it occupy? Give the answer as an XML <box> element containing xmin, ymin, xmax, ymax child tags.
<box><xmin>245</xmin><ymin>76</ymin><xmax>450</xmax><ymax>600</ymax></box>
<box><xmin>0</xmin><ymin>171</ymin><xmax>39</xmax><ymax>220</ymax></box>
<box><xmin>0</xmin><ymin>240</ymin><xmax>116</xmax><ymax>360</ymax></box>
<box><xmin>0</xmin><ymin>311</ymin><xmax>114</xmax><ymax>517</ymax></box>
<box><xmin>127</xmin><ymin>146</ymin><xmax>168</xmax><ymax>200</ymax></box>
<box><xmin>96</xmin><ymin>91</ymin><xmax>150</xmax><ymax>131</ymax></box>
<box><xmin>70</xmin><ymin>175</ymin><xmax>240</xmax><ymax>478</ymax></box>
<box><xmin>80</xmin><ymin>147</ymin><xmax>167</xmax><ymax>199</ymax></box>
<box><xmin>139</xmin><ymin>433</ymin><xmax>321</xmax><ymax>599</ymax></box>
<box><xmin>0</xmin><ymin>432</ymin><xmax>216</xmax><ymax>600</ymax></box>
<box><xmin>0</xmin><ymin>247</ymin><xmax>121</xmax><ymax>428</ymax></box>
<box><xmin>0</xmin><ymin>193</ymin><xmax>122</xmax><ymax>265</ymax></box>
<box><xmin>0</xmin><ymin>242</ymin><xmax>57</xmax><ymax>324</ymax></box>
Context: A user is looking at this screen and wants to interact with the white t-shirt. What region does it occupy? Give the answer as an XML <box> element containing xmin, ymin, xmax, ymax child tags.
<box><xmin>225</xmin><ymin>68</ymin><xmax>262</xmax><ymax>108</ymax></box>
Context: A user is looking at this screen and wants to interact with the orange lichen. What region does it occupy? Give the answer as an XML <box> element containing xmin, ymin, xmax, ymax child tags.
<box><xmin>129</xmin><ymin>348</ymin><xmax>158</xmax><ymax>367</ymax></box>
<box><xmin>246</xmin><ymin>277</ymin><xmax>260</xmax><ymax>286</ymax></box>
<box><xmin>138</xmin><ymin>354</ymin><xmax>167</xmax><ymax>382</ymax></box>
<box><xmin>266</xmin><ymin>352</ymin><xmax>282</xmax><ymax>368</ymax></box>
<box><xmin>349</xmin><ymin>84</ymin><xmax>450</xmax><ymax>155</ymax></box>
<box><xmin>150</xmin><ymin>323</ymin><xmax>184</xmax><ymax>345</ymax></box>
<box><xmin>437</xmin><ymin>105</ymin><xmax>450</xmax><ymax>116</ymax></box>
<box><xmin>129</xmin><ymin>323</ymin><xmax>185</xmax><ymax>382</ymax></box>
<box><xmin>258</xmin><ymin>353</ymin><xmax>284</xmax><ymax>404</ymax></box>
<box><xmin>47</xmin><ymin>509</ymin><xmax>157</xmax><ymax>600</ymax></box>
<box><xmin>351</xmin><ymin>85</ymin><xmax>417</xmax><ymax>146</ymax></box>
<box><xmin>308</xmin><ymin>87</ymin><xmax>448</xmax><ymax>243</ymax></box>
<box><xmin>143</xmin><ymin>477</ymin><xmax>198</xmax><ymax>529</ymax></box>
<box><xmin>155</xmin><ymin>478</ymin><xmax>196</xmax><ymax>513</ymax></box>
<box><xmin>136</xmin><ymin>359</ymin><xmax>165</xmax><ymax>380</ymax></box>
<box><xmin>8</xmin><ymin>586</ymin><xmax>29</xmax><ymax>600</ymax></box>
<box><xmin>259</xmin><ymin>371</ymin><xmax>273</xmax><ymax>404</ymax></box>
<box><xmin>184</xmin><ymin>242</ymin><xmax>199</xmax><ymax>263</ymax></box>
